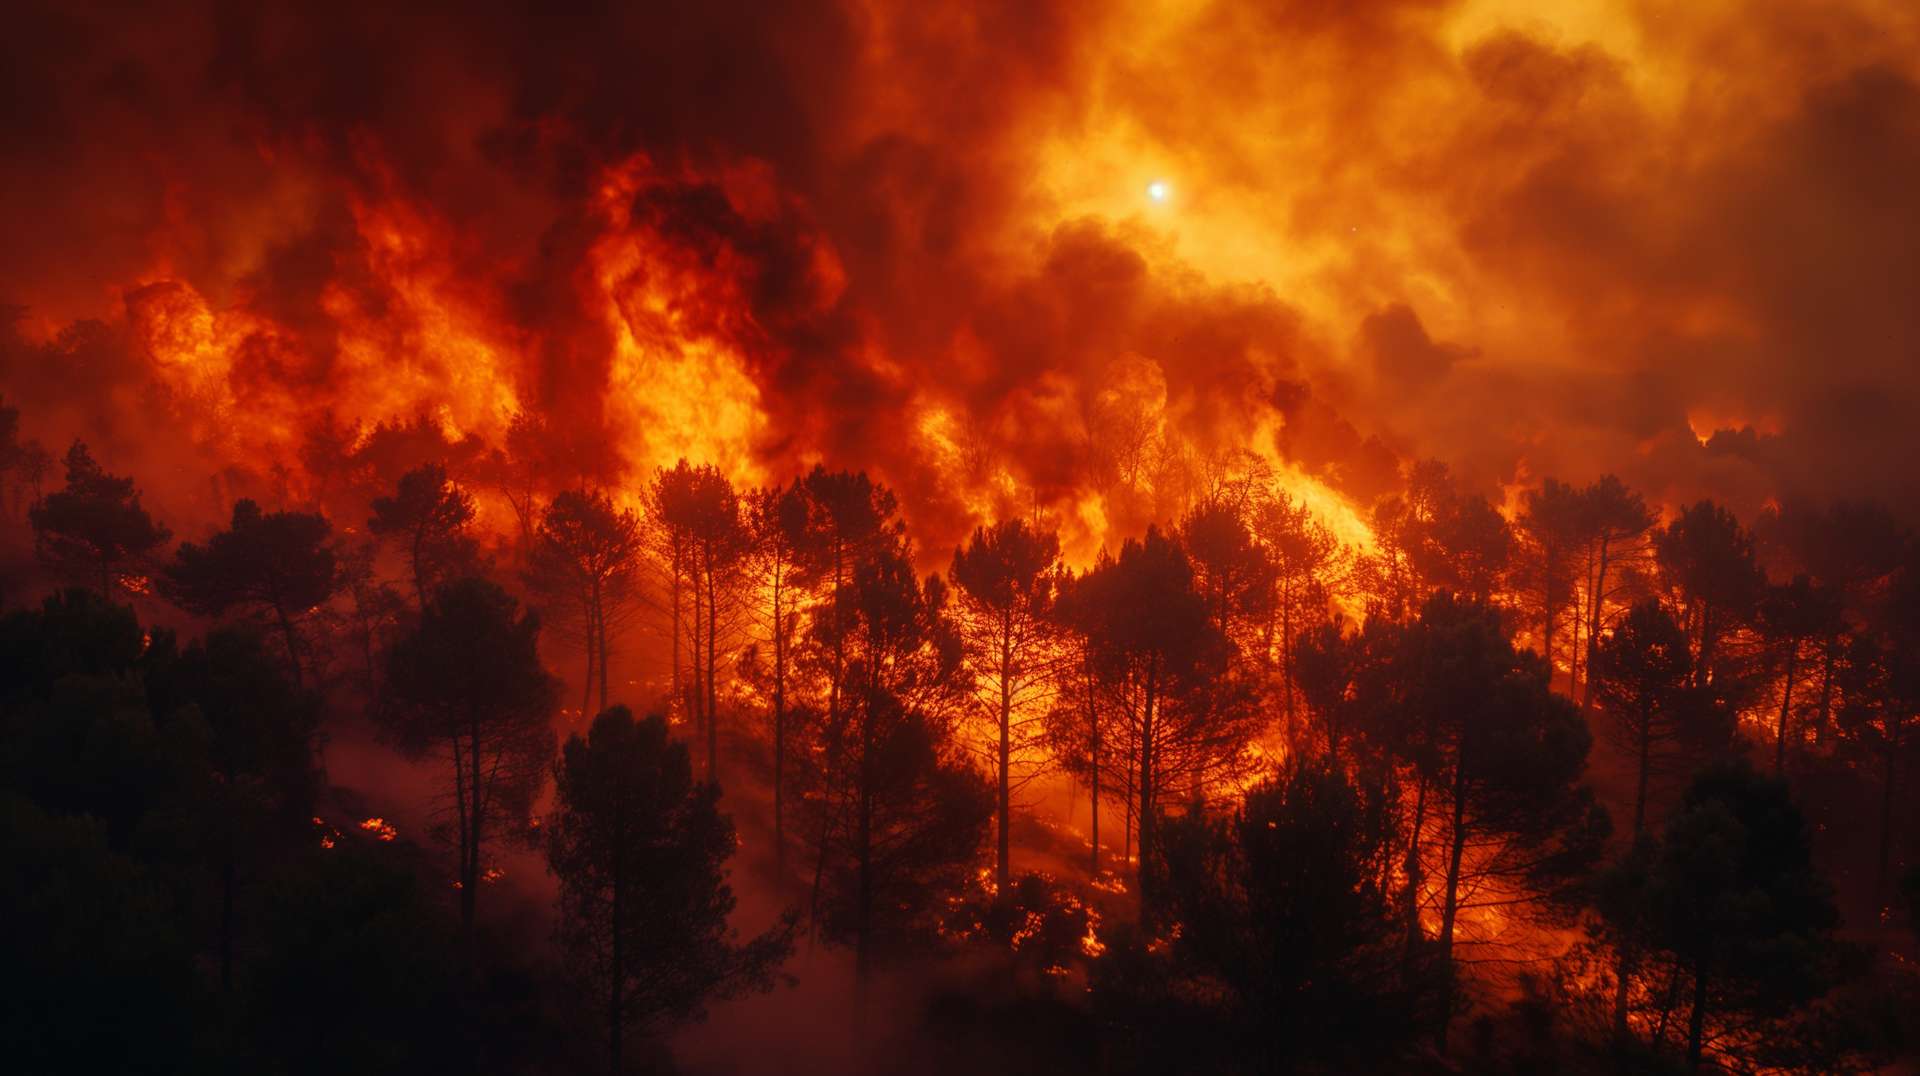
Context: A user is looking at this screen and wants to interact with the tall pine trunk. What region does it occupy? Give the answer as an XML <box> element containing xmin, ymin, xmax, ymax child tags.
<box><xmin>1087</xmin><ymin>662</ymin><xmax>1101</xmax><ymax>876</ymax></box>
<box><xmin>1435</xmin><ymin>754</ymin><xmax>1470</xmax><ymax>1053</ymax></box>
<box><xmin>705</xmin><ymin>542</ymin><xmax>719</xmax><ymax>783</ymax></box>
<box><xmin>1581</xmin><ymin>536</ymin><xmax>1613</xmax><ymax>711</ymax></box>
<box><xmin>609</xmin><ymin>839</ymin><xmax>624</xmax><ymax>1076</ymax></box>
<box><xmin>1686</xmin><ymin>953</ymin><xmax>1710</xmax><ymax>1070</ymax></box>
<box><xmin>1134</xmin><ymin>663</ymin><xmax>1157</xmax><ymax>905</ymax></box>
<box><xmin>996</xmin><ymin>611</ymin><xmax>1013</xmax><ymax>889</ymax></box>
<box><xmin>466</xmin><ymin>717</ymin><xmax>484</xmax><ymax>939</ymax></box>
<box><xmin>772</xmin><ymin>575</ymin><xmax>787</xmax><ymax>868</ymax></box>
<box><xmin>1405</xmin><ymin>772</ymin><xmax>1428</xmax><ymax>959</ymax></box>
<box><xmin>1775</xmin><ymin>639</ymin><xmax>1797</xmax><ymax>774</ymax></box>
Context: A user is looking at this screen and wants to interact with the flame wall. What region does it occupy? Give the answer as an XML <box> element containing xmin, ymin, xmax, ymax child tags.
<box><xmin>3</xmin><ymin>0</ymin><xmax>1918</xmax><ymax>554</ymax></box>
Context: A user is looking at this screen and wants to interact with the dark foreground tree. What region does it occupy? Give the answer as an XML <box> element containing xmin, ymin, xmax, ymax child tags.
<box><xmin>1641</xmin><ymin>760</ymin><xmax>1840</xmax><ymax>1069</ymax></box>
<box><xmin>1</xmin><ymin>796</ymin><xmax>198</xmax><ymax>1074</ymax></box>
<box><xmin>382</xmin><ymin>578</ymin><xmax>559</xmax><ymax>935</ymax></box>
<box><xmin>1079</xmin><ymin>526</ymin><xmax>1248</xmax><ymax>905</ymax></box>
<box><xmin>1377</xmin><ymin>595</ymin><xmax>1609</xmax><ymax>1051</ymax></box>
<box><xmin>1155</xmin><ymin>758</ymin><xmax>1425</xmax><ymax>1068</ymax></box>
<box><xmin>1590</xmin><ymin>599</ymin><xmax>1733</xmax><ymax>1041</ymax></box>
<box><xmin>160</xmin><ymin>498</ymin><xmax>340</xmax><ymax>686</ymax></box>
<box><xmin>548</xmin><ymin>707</ymin><xmax>794</xmax><ymax>1074</ymax></box>
<box><xmin>806</xmin><ymin>546</ymin><xmax>992</xmax><ymax>976</ymax></box>
<box><xmin>147</xmin><ymin>627</ymin><xmax>321</xmax><ymax>991</ymax></box>
<box><xmin>29</xmin><ymin>440</ymin><xmax>171</xmax><ymax>598</ymax></box>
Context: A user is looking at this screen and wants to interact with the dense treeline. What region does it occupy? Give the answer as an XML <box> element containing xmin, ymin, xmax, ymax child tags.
<box><xmin>2</xmin><ymin>395</ymin><xmax>1918</xmax><ymax>1073</ymax></box>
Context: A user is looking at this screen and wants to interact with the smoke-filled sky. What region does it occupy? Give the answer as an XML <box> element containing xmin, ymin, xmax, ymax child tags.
<box><xmin>4</xmin><ymin>0</ymin><xmax>1918</xmax><ymax>556</ymax></box>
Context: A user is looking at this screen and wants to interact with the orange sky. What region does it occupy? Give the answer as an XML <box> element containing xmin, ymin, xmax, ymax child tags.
<box><xmin>3</xmin><ymin>0</ymin><xmax>1918</xmax><ymax>555</ymax></box>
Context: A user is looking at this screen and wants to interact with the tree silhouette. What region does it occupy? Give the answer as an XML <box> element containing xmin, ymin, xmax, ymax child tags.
<box><xmin>649</xmin><ymin>460</ymin><xmax>748</xmax><ymax>779</ymax></box>
<box><xmin>525</xmin><ymin>489</ymin><xmax>646</xmax><ymax>715</ymax></box>
<box><xmin>1656</xmin><ymin>500</ymin><xmax>1764</xmax><ymax>690</ymax></box>
<box><xmin>0</xmin><ymin>589</ymin><xmax>174</xmax><ymax>848</ymax></box>
<box><xmin>1515</xmin><ymin>478</ymin><xmax>1586</xmax><ymax>685</ymax></box>
<box><xmin>381</xmin><ymin>578</ymin><xmax>559</xmax><ymax>936</ymax></box>
<box><xmin>1574</xmin><ymin>476</ymin><xmax>1657</xmax><ymax>710</ymax></box>
<box><xmin>368</xmin><ymin>463</ymin><xmax>478</xmax><ymax>607</ymax></box>
<box><xmin>1593</xmin><ymin>599</ymin><xmax>1733</xmax><ymax>841</ymax></box>
<box><xmin>804</xmin><ymin>543</ymin><xmax>990</xmax><ymax>975</ymax></box>
<box><xmin>1762</xmin><ymin>499</ymin><xmax>1908</xmax><ymax>740</ymax></box>
<box><xmin>1834</xmin><ymin>558</ymin><xmax>1920</xmax><ymax>899</ymax></box>
<box><xmin>1360</xmin><ymin>461</ymin><xmax>1510</xmax><ymax>615</ymax></box>
<box><xmin>1758</xmin><ymin>575</ymin><xmax>1844</xmax><ymax>774</ymax></box>
<box><xmin>0</xmin><ymin>395</ymin><xmax>19</xmax><ymax>514</ymax></box>
<box><xmin>1376</xmin><ymin>595</ymin><xmax>1609</xmax><ymax>1050</ymax></box>
<box><xmin>2</xmin><ymin>797</ymin><xmax>198</xmax><ymax>1073</ymax></box>
<box><xmin>790</xmin><ymin>466</ymin><xmax>904</xmax><ymax>737</ymax></box>
<box><xmin>548</xmin><ymin>707</ymin><xmax>793</xmax><ymax>1073</ymax></box>
<box><xmin>13</xmin><ymin>437</ymin><xmax>51</xmax><ymax>516</ymax></box>
<box><xmin>1414</xmin><ymin>492</ymin><xmax>1511</xmax><ymax>605</ymax></box>
<box><xmin>950</xmin><ymin>518</ymin><xmax>1062</xmax><ymax>889</ymax></box>
<box><xmin>742</xmin><ymin>481</ymin><xmax>810</xmax><ymax>866</ymax></box>
<box><xmin>247</xmin><ymin>842</ymin><xmax>468</xmax><ymax>1076</ymax></box>
<box><xmin>1294</xmin><ymin>614</ymin><xmax>1401</xmax><ymax>770</ymax></box>
<box><xmin>1078</xmin><ymin>526</ymin><xmax>1253</xmax><ymax>906</ymax></box>
<box><xmin>1155</xmin><ymin>758</ymin><xmax>1422</xmax><ymax>1068</ymax></box>
<box><xmin>1180</xmin><ymin>498</ymin><xmax>1273</xmax><ymax>659</ymax></box>
<box><xmin>29</xmin><ymin>440</ymin><xmax>171</xmax><ymax>598</ymax></box>
<box><xmin>1256</xmin><ymin>488</ymin><xmax>1345</xmax><ymax>742</ymax></box>
<box><xmin>147</xmin><ymin>627</ymin><xmax>321</xmax><ymax>989</ymax></box>
<box><xmin>1640</xmin><ymin>760</ymin><xmax>1839</xmax><ymax>1069</ymax></box>
<box><xmin>160</xmin><ymin>499</ymin><xmax>340</xmax><ymax>686</ymax></box>
<box><xmin>1590</xmin><ymin>598</ymin><xmax>1734</xmax><ymax>1040</ymax></box>
<box><xmin>1042</xmin><ymin>564</ymin><xmax>1124</xmax><ymax>875</ymax></box>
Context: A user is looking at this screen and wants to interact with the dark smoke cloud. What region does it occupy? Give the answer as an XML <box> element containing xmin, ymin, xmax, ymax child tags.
<box><xmin>2</xmin><ymin>0</ymin><xmax>1918</xmax><ymax>548</ymax></box>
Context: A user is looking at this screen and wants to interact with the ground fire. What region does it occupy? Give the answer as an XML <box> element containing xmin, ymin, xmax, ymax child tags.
<box><xmin>2</xmin><ymin>2</ymin><xmax>1919</xmax><ymax>1074</ymax></box>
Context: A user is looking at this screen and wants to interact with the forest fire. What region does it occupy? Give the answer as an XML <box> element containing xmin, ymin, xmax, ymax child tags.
<box><xmin>4</xmin><ymin>1</ymin><xmax>1920</xmax><ymax>1074</ymax></box>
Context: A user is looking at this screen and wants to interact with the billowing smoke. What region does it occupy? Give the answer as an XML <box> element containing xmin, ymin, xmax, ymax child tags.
<box><xmin>3</xmin><ymin>0</ymin><xmax>1919</xmax><ymax>556</ymax></box>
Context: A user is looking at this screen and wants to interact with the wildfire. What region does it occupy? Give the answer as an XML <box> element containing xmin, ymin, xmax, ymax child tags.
<box><xmin>358</xmin><ymin>817</ymin><xmax>397</xmax><ymax>841</ymax></box>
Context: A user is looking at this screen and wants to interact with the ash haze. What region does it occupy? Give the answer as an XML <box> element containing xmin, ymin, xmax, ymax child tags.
<box><xmin>2</xmin><ymin>2</ymin><xmax>1918</xmax><ymax>1074</ymax></box>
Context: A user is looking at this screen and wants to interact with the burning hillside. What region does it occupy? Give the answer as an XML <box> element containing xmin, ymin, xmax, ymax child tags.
<box><xmin>3</xmin><ymin>2</ymin><xmax>1920</xmax><ymax>1074</ymax></box>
